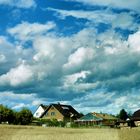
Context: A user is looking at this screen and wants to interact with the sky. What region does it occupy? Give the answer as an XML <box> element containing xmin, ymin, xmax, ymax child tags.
<box><xmin>0</xmin><ymin>0</ymin><xmax>140</xmax><ymax>115</ymax></box>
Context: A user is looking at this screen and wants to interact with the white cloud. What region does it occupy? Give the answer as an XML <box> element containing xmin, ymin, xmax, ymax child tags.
<box><xmin>2</xmin><ymin>19</ymin><xmax>140</xmax><ymax>114</ymax></box>
<box><xmin>111</xmin><ymin>12</ymin><xmax>136</xmax><ymax>30</ymax></box>
<box><xmin>49</xmin><ymin>8</ymin><xmax>137</xmax><ymax>30</ymax></box>
<box><xmin>64</xmin><ymin>71</ymin><xmax>91</xmax><ymax>85</ymax></box>
<box><xmin>63</xmin><ymin>47</ymin><xmax>95</xmax><ymax>70</ymax></box>
<box><xmin>62</xmin><ymin>71</ymin><xmax>99</xmax><ymax>92</ymax></box>
<box><xmin>7</xmin><ymin>21</ymin><xmax>56</xmax><ymax>41</ymax></box>
<box><xmin>12</xmin><ymin>103</ymin><xmax>28</xmax><ymax>110</ymax></box>
<box><xmin>128</xmin><ymin>30</ymin><xmax>140</xmax><ymax>52</ymax></box>
<box><xmin>0</xmin><ymin>0</ymin><xmax>36</xmax><ymax>8</ymax></box>
<box><xmin>0</xmin><ymin>63</ymin><xmax>33</xmax><ymax>86</ymax></box>
<box><xmin>48</xmin><ymin>8</ymin><xmax>115</xmax><ymax>23</ymax></box>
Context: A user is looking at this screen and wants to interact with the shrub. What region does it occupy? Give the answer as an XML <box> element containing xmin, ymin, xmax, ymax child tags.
<box><xmin>17</xmin><ymin>108</ymin><xmax>33</xmax><ymax>125</ymax></box>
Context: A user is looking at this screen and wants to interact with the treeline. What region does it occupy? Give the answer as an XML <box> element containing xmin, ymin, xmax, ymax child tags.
<box><xmin>0</xmin><ymin>105</ymin><xmax>33</xmax><ymax>125</ymax></box>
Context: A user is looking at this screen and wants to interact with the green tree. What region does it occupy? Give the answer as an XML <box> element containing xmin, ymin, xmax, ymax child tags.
<box><xmin>18</xmin><ymin>108</ymin><xmax>33</xmax><ymax>125</ymax></box>
<box><xmin>0</xmin><ymin>105</ymin><xmax>14</xmax><ymax>124</ymax></box>
<box><xmin>118</xmin><ymin>109</ymin><xmax>128</xmax><ymax>121</ymax></box>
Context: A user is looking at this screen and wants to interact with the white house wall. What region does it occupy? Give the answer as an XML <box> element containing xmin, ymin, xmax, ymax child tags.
<box><xmin>33</xmin><ymin>106</ymin><xmax>45</xmax><ymax>118</ymax></box>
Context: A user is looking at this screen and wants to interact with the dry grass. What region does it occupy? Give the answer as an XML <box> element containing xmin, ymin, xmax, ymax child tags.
<box><xmin>0</xmin><ymin>125</ymin><xmax>140</xmax><ymax>140</ymax></box>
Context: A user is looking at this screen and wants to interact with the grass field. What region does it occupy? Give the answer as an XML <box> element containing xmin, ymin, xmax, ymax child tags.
<box><xmin>0</xmin><ymin>125</ymin><xmax>140</xmax><ymax>140</ymax></box>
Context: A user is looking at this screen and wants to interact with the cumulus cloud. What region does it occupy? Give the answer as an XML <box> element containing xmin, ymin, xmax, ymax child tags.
<box><xmin>0</xmin><ymin>63</ymin><xmax>33</xmax><ymax>86</ymax></box>
<box><xmin>1</xmin><ymin>15</ymin><xmax>140</xmax><ymax>113</ymax></box>
<box><xmin>128</xmin><ymin>30</ymin><xmax>140</xmax><ymax>52</ymax></box>
<box><xmin>0</xmin><ymin>0</ymin><xmax>36</xmax><ymax>8</ymax></box>
<box><xmin>1</xmin><ymin>0</ymin><xmax>140</xmax><ymax>115</ymax></box>
<box><xmin>3</xmin><ymin>26</ymin><xmax>140</xmax><ymax>96</ymax></box>
<box><xmin>63</xmin><ymin>47</ymin><xmax>95</xmax><ymax>72</ymax></box>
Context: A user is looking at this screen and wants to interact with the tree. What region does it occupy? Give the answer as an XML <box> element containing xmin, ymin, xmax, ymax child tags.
<box><xmin>0</xmin><ymin>105</ymin><xmax>14</xmax><ymax>124</ymax></box>
<box><xmin>18</xmin><ymin>108</ymin><xmax>33</xmax><ymax>125</ymax></box>
<box><xmin>118</xmin><ymin>109</ymin><xmax>128</xmax><ymax>121</ymax></box>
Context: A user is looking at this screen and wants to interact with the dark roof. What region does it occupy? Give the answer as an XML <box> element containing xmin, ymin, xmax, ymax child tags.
<box><xmin>40</xmin><ymin>103</ymin><xmax>80</xmax><ymax>118</ymax></box>
<box><xmin>33</xmin><ymin>104</ymin><xmax>48</xmax><ymax>116</ymax></box>
<box><xmin>131</xmin><ymin>109</ymin><xmax>140</xmax><ymax>121</ymax></box>
<box><xmin>40</xmin><ymin>104</ymin><xmax>48</xmax><ymax>110</ymax></box>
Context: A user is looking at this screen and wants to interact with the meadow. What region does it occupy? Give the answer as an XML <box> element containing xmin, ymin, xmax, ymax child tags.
<box><xmin>0</xmin><ymin>125</ymin><xmax>140</xmax><ymax>140</ymax></box>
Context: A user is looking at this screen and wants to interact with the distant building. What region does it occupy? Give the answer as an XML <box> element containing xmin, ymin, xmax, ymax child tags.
<box><xmin>131</xmin><ymin>109</ymin><xmax>140</xmax><ymax>126</ymax></box>
<box><xmin>75</xmin><ymin>112</ymin><xmax>117</xmax><ymax>127</ymax></box>
<box><xmin>34</xmin><ymin>103</ymin><xmax>80</xmax><ymax>122</ymax></box>
<box><xmin>93</xmin><ymin>112</ymin><xmax>118</xmax><ymax>126</ymax></box>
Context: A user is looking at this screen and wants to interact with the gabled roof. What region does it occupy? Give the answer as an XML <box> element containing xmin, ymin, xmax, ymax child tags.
<box><xmin>76</xmin><ymin>112</ymin><xmax>117</xmax><ymax>122</ymax></box>
<box><xmin>40</xmin><ymin>104</ymin><xmax>48</xmax><ymax>110</ymax></box>
<box><xmin>131</xmin><ymin>109</ymin><xmax>140</xmax><ymax>121</ymax></box>
<box><xmin>40</xmin><ymin>103</ymin><xmax>80</xmax><ymax>118</ymax></box>
<box><xmin>33</xmin><ymin>104</ymin><xmax>49</xmax><ymax>117</ymax></box>
<box><xmin>77</xmin><ymin>113</ymin><xmax>103</xmax><ymax>121</ymax></box>
<box><xmin>93</xmin><ymin>112</ymin><xmax>117</xmax><ymax>120</ymax></box>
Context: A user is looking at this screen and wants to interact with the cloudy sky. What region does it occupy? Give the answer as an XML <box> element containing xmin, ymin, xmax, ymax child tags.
<box><xmin>0</xmin><ymin>0</ymin><xmax>140</xmax><ymax>114</ymax></box>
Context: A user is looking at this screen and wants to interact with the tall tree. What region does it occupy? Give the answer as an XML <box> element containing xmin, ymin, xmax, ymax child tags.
<box><xmin>119</xmin><ymin>109</ymin><xmax>128</xmax><ymax>121</ymax></box>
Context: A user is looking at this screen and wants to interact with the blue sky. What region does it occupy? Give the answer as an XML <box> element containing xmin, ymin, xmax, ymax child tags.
<box><xmin>0</xmin><ymin>0</ymin><xmax>140</xmax><ymax>114</ymax></box>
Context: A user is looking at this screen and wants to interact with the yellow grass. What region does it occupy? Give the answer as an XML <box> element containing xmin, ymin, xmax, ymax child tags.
<box><xmin>0</xmin><ymin>125</ymin><xmax>140</xmax><ymax>140</ymax></box>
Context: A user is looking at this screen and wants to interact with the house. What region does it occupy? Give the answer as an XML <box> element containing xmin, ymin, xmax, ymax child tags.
<box><xmin>131</xmin><ymin>109</ymin><xmax>140</xmax><ymax>126</ymax></box>
<box><xmin>39</xmin><ymin>103</ymin><xmax>81</xmax><ymax>122</ymax></box>
<box><xmin>33</xmin><ymin>104</ymin><xmax>48</xmax><ymax>118</ymax></box>
<box><xmin>93</xmin><ymin>112</ymin><xmax>118</xmax><ymax>126</ymax></box>
<box><xmin>75</xmin><ymin>113</ymin><xmax>103</xmax><ymax>126</ymax></box>
<box><xmin>75</xmin><ymin>112</ymin><xmax>117</xmax><ymax>127</ymax></box>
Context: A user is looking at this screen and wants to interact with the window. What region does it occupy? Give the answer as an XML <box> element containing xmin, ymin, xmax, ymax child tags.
<box><xmin>45</xmin><ymin>112</ymin><xmax>49</xmax><ymax>116</ymax></box>
<box><xmin>36</xmin><ymin>112</ymin><xmax>39</xmax><ymax>116</ymax></box>
<box><xmin>51</xmin><ymin>112</ymin><xmax>55</xmax><ymax>116</ymax></box>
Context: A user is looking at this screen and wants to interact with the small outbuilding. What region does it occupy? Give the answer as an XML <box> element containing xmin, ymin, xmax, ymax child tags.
<box><xmin>131</xmin><ymin>109</ymin><xmax>140</xmax><ymax>126</ymax></box>
<box><xmin>75</xmin><ymin>113</ymin><xmax>103</xmax><ymax>126</ymax></box>
<box><xmin>75</xmin><ymin>112</ymin><xmax>117</xmax><ymax>127</ymax></box>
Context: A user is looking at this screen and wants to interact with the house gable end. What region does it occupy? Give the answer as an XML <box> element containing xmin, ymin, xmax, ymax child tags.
<box><xmin>33</xmin><ymin>105</ymin><xmax>46</xmax><ymax>118</ymax></box>
<box><xmin>42</xmin><ymin>104</ymin><xmax>64</xmax><ymax>121</ymax></box>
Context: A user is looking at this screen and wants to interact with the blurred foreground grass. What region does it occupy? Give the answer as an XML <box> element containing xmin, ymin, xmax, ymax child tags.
<box><xmin>0</xmin><ymin>125</ymin><xmax>140</xmax><ymax>140</ymax></box>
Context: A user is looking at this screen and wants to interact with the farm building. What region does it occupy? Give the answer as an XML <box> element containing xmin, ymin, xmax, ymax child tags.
<box><xmin>93</xmin><ymin>112</ymin><xmax>118</xmax><ymax>126</ymax></box>
<box><xmin>131</xmin><ymin>109</ymin><xmax>140</xmax><ymax>126</ymax></box>
<box><xmin>75</xmin><ymin>113</ymin><xmax>103</xmax><ymax>126</ymax></box>
<box><xmin>75</xmin><ymin>112</ymin><xmax>117</xmax><ymax>127</ymax></box>
<box><xmin>34</xmin><ymin>103</ymin><xmax>81</xmax><ymax>122</ymax></box>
